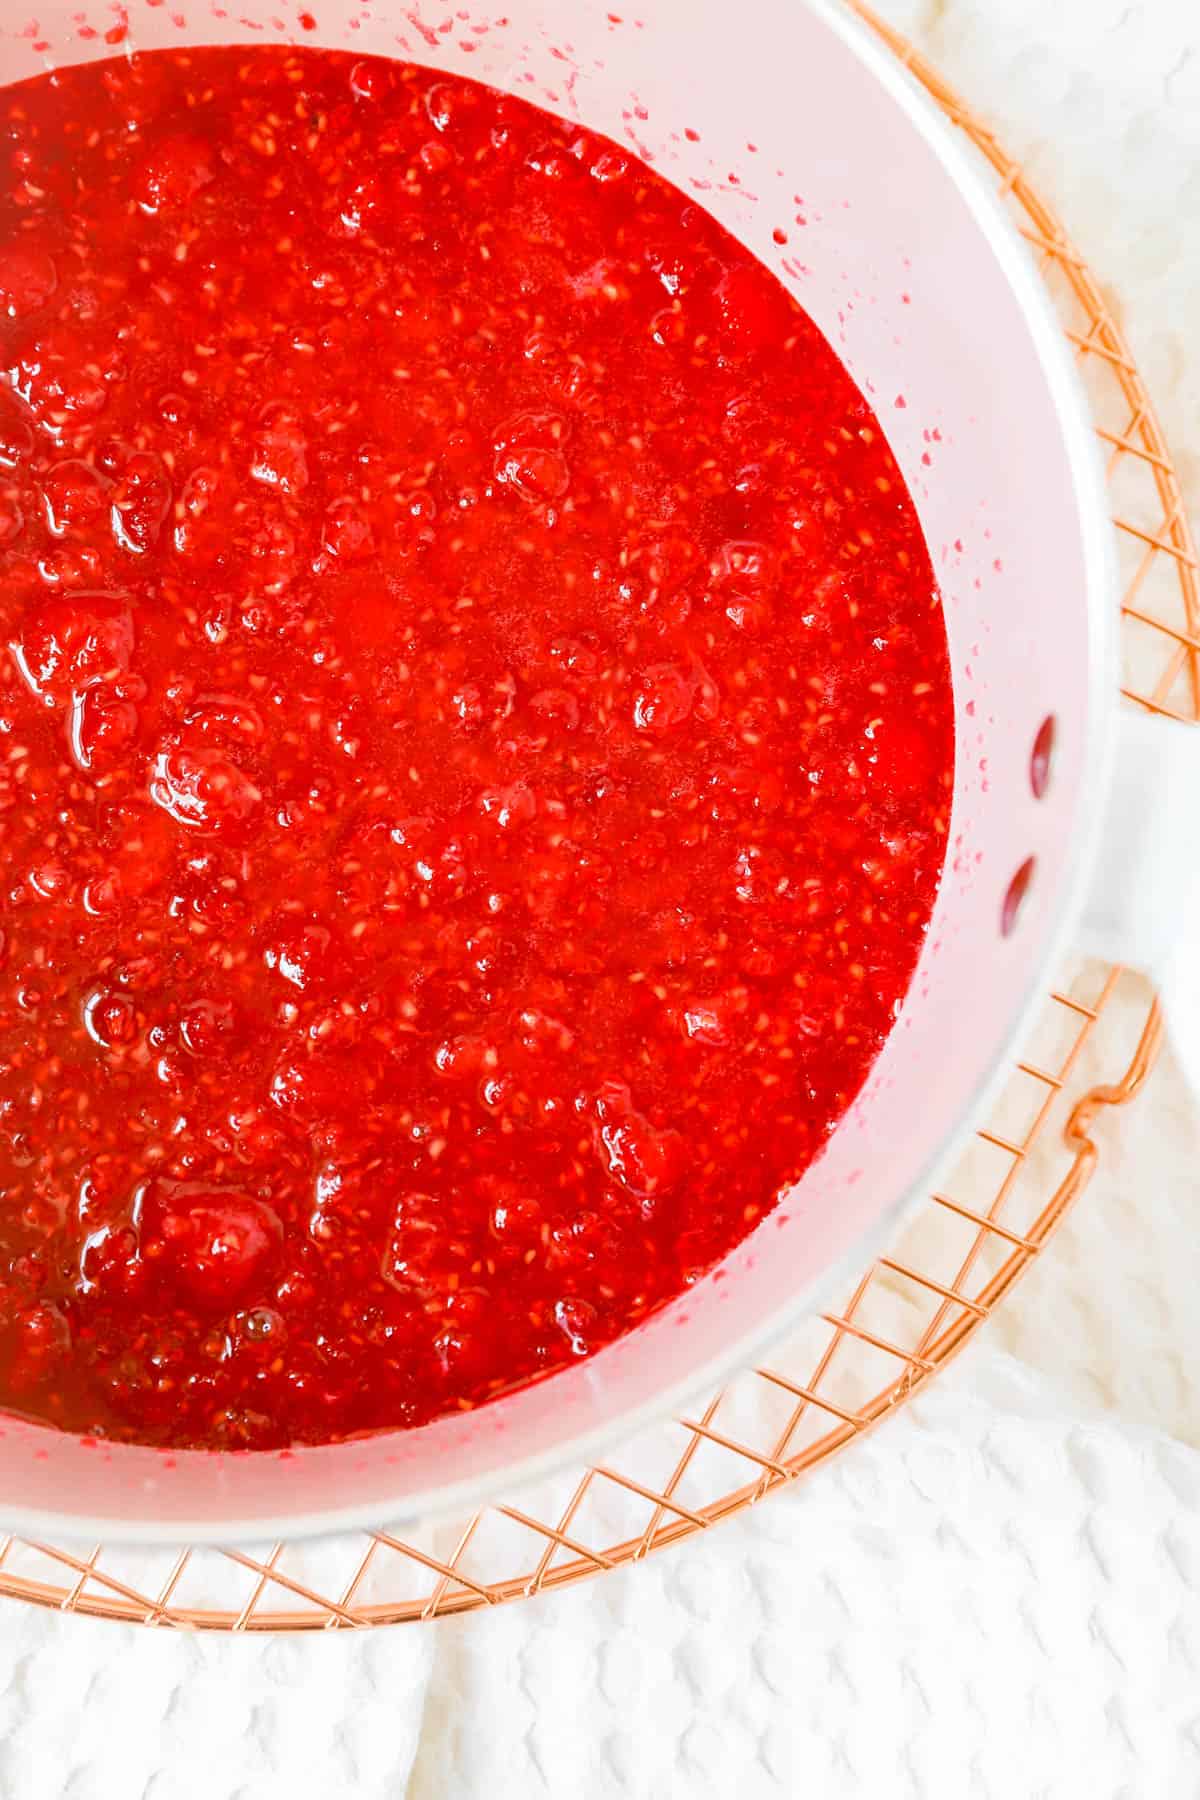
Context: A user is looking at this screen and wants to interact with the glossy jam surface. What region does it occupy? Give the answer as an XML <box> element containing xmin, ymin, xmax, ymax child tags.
<box><xmin>0</xmin><ymin>48</ymin><xmax>953</xmax><ymax>1449</ymax></box>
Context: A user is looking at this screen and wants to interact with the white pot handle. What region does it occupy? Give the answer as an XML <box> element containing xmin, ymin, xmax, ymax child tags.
<box><xmin>1080</xmin><ymin>706</ymin><xmax>1200</xmax><ymax>1090</ymax></box>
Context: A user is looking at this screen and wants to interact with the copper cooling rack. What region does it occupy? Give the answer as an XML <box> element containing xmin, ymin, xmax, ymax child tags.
<box><xmin>0</xmin><ymin>1</ymin><xmax>1193</xmax><ymax>1628</ymax></box>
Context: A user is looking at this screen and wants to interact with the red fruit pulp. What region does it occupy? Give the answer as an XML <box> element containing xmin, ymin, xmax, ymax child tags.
<box><xmin>0</xmin><ymin>47</ymin><xmax>953</xmax><ymax>1449</ymax></box>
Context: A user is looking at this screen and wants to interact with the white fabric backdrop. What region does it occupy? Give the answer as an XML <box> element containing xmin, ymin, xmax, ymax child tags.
<box><xmin>1</xmin><ymin>4</ymin><xmax>1198</xmax><ymax>1794</ymax></box>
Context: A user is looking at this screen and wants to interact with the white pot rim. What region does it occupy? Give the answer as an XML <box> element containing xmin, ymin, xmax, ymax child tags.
<box><xmin>0</xmin><ymin>0</ymin><xmax>1118</xmax><ymax>1546</ymax></box>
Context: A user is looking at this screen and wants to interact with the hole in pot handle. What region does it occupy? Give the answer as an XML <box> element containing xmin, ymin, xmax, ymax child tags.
<box><xmin>1080</xmin><ymin>705</ymin><xmax>1200</xmax><ymax>1094</ymax></box>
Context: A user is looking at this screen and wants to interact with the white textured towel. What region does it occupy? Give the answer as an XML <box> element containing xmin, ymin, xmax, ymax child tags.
<box><xmin>1</xmin><ymin>5</ymin><xmax>1199</xmax><ymax>1795</ymax></box>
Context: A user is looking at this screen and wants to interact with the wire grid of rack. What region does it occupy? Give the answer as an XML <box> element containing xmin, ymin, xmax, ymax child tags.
<box><xmin>0</xmin><ymin>0</ymin><xmax>1191</xmax><ymax>1628</ymax></box>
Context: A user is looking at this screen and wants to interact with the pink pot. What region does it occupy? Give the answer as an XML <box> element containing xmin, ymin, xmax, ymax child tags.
<box><xmin>0</xmin><ymin>0</ymin><xmax>1189</xmax><ymax>1542</ymax></box>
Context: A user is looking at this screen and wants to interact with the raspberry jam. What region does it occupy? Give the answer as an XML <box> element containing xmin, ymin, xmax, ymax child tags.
<box><xmin>0</xmin><ymin>48</ymin><xmax>953</xmax><ymax>1449</ymax></box>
